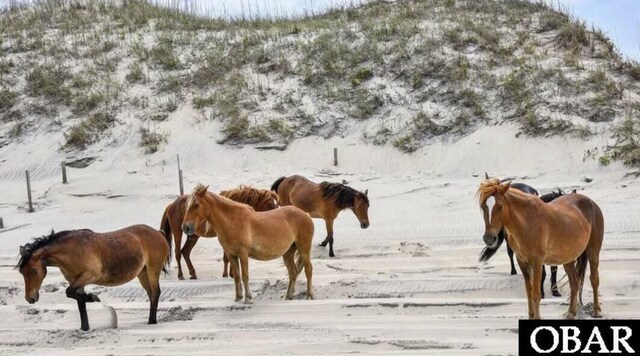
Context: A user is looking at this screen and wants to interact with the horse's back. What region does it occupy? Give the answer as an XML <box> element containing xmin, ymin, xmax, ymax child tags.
<box><xmin>277</xmin><ymin>176</ymin><xmax>321</xmax><ymax>213</ymax></box>
<box><xmin>551</xmin><ymin>194</ymin><xmax>604</xmax><ymax>237</ymax></box>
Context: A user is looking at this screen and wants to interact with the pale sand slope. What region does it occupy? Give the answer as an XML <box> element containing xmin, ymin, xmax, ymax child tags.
<box><xmin>0</xmin><ymin>125</ymin><xmax>639</xmax><ymax>355</ymax></box>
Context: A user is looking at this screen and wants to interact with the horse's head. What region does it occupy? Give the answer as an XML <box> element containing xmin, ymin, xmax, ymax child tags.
<box><xmin>182</xmin><ymin>184</ymin><xmax>210</xmax><ymax>236</ymax></box>
<box><xmin>353</xmin><ymin>189</ymin><xmax>370</xmax><ymax>229</ymax></box>
<box><xmin>17</xmin><ymin>245</ymin><xmax>47</xmax><ymax>304</ymax></box>
<box><xmin>478</xmin><ymin>179</ymin><xmax>511</xmax><ymax>248</ymax></box>
<box><xmin>256</xmin><ymin>191</ymin><xmax>279</xmax><ymax>211</ymax></box>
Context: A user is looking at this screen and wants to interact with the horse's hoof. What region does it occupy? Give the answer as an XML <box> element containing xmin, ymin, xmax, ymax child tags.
<box><xmin>235</xmin><ymin>297</ymin><xmax>242</xmax><ymax>302</ymax></box>
<box><xmin>510</xmin><ymin>271</ymin><xmax>517</xmax><ymax>275</ymax></box>
<box><xmin>306</xmin><ymin>294</ymin><xmax>314</xmax><ymax>300</ymax></box>
<box><xmin>178</xmin><ymin>275</ymin><xmax>185</xmax><ymax>280</ymax></box>
<box><xmin>88</xmin><ymin>294</ymin><xmax>101</xmax><ymax>302</ymax></box>
<box><xmin>319</xmin><ymin>242</ymin><xmax>327</xmax><ymax>247</ymax></box>
<box><xmin>285</xmin><ymin>295</ymin><xmax>293</xmax><ymax>300</ymax></box>
<box><xmin>329</xmin><ymin>252</ymin><xmax>335</xmax><ymax>258</ymax></box>
<box><xmin>190</xmin><ymin>275</ymin><xmax>197</xmax><ymax>280</ymax></box>
<box><xmin>244</xmin><ymin>298</ymin><xmax>253</xmax><ymax>305</ymax></box>
<box><xmin>592</xmin><ymin>311</ymin><xmax>603</xmax><ymax>318</ymax></box>
<box><xmin>148</xmin><ymin>319</ymin><xmax>157</xmax><ymax>325</ymax></box>
<box><xmin>222</xmin><ymin>273</ymin><xmax>228</xmax><ymax>278</ymax></box>
<box><xmin>552</xmin><ymin>290</ymin><xmax>561</xmax><ymax>297</ymax></box>
<box><xmin>80</xmin><ymin>325</ymin><xmax>90</xmax><ymax>331</ymax></box>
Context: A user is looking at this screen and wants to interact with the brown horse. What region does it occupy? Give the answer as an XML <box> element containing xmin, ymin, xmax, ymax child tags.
<box><xmin>182</xmin><ymin>184</ymin><xmax>314</xmax><ymax>303</ymax></box>
<box><xmin>17</xmin><ymin>225</ymin><xmax>171</xmax><ymax>331</ymax></box>
<box><xmin>271</xmin><ymin>175</ymin><xmax>370</xmax><ymax>257</ymax></box>
<box><xmin>477</xmin><ymin>179</ymin><xmax>604</xmax><ymax>319</ymax></box>
<box><xmin>161</xmin><ymin>186</ymin><xmax>279</xmax><ymax>280</ymax></box>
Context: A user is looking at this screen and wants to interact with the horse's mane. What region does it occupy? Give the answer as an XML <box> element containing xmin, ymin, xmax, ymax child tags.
<box><xmin>319</xmin><ymin>182</ymin><xmax>369</xmax><ymax>210</ymax></box>
<box><xmin>187</xmin><ymin>183</ymin><xmax>209</xmax><ymax>209</ymax></box>
<box><xmin>540</xmin><ymin>188</ymin><xmax>565</xmax><ymax>203</ymax></box>
<box><xmin>477</xmin><ymin>178</ymin><xmax>502</xmax><ymax>204</ymax></box>
<box><xmin>16</xmin><ymin>229</ymin><xmax>90</xmax><ymax>269</ymax></box>
<box><xmin>221</xmin><ymin>185</ymin><xmax>279</xmax><ymax>207</ymax></box>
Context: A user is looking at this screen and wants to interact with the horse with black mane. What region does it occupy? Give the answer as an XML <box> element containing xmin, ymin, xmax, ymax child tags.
<box><xmin>17</xmin><ymin>225</ymin><xmax>171</xmax><ymax>331</ymax></box>
<box><xmin>271</xmin><ymin>175</ymin><xmax>370</xmax><ymax>258</ymax></box>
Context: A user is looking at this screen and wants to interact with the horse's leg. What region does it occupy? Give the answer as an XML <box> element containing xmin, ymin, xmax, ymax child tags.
<box><xmin>563</xmin><ymin>261</ymin><xmax>579</xmax><ymax>319</ymax></box>
<box><xmin>587</xmin><ymin>252</ymin><xmax>602</xmax><ymax>318</ymax></box>
<box><xmin>505</xmin><ymin>238</ymin><xmax>517</xmax><ymax>275</ymax></box>
<box><xmin>173</xmin><ymin>228</ymin><xmax>184</xmax><ymax>280</ymax></box>
<box><xmin>319</xmin><ymin>218</ymin><xmax>336</xmax><ymax>258</ymax></box>
<box><xmin>301</xmin><ymin>249</ymin><xmax>314</xmax><ymax>300</ymax></box>
<box><xmin>550</xmin><ymin>266</ymin><xmax>561</xmax><ymax>297</ymax></box>
<box><xmin>222</xmin><ymin>252</ymin><xmax>229</xmax><ymax>278</ymax></box>
<box><xmin>239</xmin><ymin>251</ymin><xmax>253</xmax><ymax>304</ymax></box>
<box><xmin>227</xmin><ymin>254</ymin><xmax>243</xmax><ymax>302</ymax></box>
<box><xmin>76</xmin><ymin>300</ymin><xmax>90</xmax><ymax>331</ymax></box>
<box><xmin>530</xmin><ymin>260</ymin><xmax>543</xmax><ymax>319</ymax></box>
<box><xmin>282</xmin><ymin>245</ymin><xmax>298</xmax><ymax>300</ymax></box>
<box><xmin>516</xmin><ymin>259</ymin><xmax>534</xmax><ymax>319</ymax></box>
<box><xmin>137</xmin><ymin>267</ymin><xmax>161</xmax><ymax>324</ymax></box>
<box><xmin>182</xmin><ymin>235</ymin><xmax>199</xmax><ymax>280</ymax></box>
<box><xmin>540</xmin><ymin>266</ymin><xmax>546</xmax><ymax>299</ymax></box>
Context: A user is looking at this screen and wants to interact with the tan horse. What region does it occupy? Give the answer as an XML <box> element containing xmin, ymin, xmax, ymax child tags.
<box><xmin>271</xmin><ymin>175</ymin><xmax>370</xmax><ymax>257</ymax></box>
<box><xmin>182</xmin><ymin>184</ymin><xmax>314</xmax><ymax>303</ymax></box>
<box><xmin>477</xmin><ymin>179</ymin><xmax>604</xmax><ymax>319</ymax></box>
<box><xmin>17</xmin><ymin>225</ymin><xmax>170</xmax><ymax>331</ymax></box>
<box><xmin>160</xmin><ymin>186</ymin><xmax>279</xmax><ymax>280</ymax></box>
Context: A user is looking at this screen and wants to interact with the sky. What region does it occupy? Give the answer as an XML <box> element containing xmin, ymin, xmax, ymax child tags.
<box><xmin>1</xmin><ymin>0</ymin><xmax>639</xmax><ymax>60</ymax></box>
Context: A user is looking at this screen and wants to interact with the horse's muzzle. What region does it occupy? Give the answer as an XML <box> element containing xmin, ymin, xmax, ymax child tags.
<box><xmin>361</xmin><ymin>222</ymin><xmax>369</xmax><ymax>229</ymax></box>
<box><xmin>26</xmin><ymin>293</ymin><xmax>38</xmax><ymax>304</ymax></box>
<box><xmin>483</xmin><ymin>233</ymin><xmax>498</xmax><ymax>248</ymax></box>
<box><xmin>182</xmin><ymin>223</ymin><xmax>194</xmax><ymax>235</ymax></box>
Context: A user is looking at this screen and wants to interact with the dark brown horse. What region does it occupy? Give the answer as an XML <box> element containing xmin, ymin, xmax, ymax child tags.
<box><xmin>161</xmin><ymin>186</ymin><xmax>279</xmax><ymax>280</ymax></box>
<box><xmin>478</xmin><ymin>179</ymin><xmax>604</xmax><ymax>319</ymax></box>
<box><xmin>17</xmin><ymin>225</ymin><xmax>171</xmax><ymax>331</ymax></box>
<box><xmin>182</xmin><ymin>184</ymin><xmax>315</xmax><ymax>303</ymax></box>
<box><xmin>271</xmin><ymin>175</ymin><xmax>370</xmax><ymax>257</ymax></box>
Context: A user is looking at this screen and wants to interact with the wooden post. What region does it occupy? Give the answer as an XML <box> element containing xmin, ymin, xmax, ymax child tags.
<box><xmin>26</xmin><ymin>170</ymin><xmax>34</xmax><ymax>212</ymax></box>
<box><xmin>0</xmin><ymin>217</ymin><xmax>4</xmax><ymax>229</ymax></box>
<box><xmin>61</xmin><ymin>161</ymin><xmax>67</xmax><ymax>184</ymax></box>
<box><xmin>333</xmin><ymin>147</ymin><xmax>338</xmax><ymax>166</ymax></box>
<box><xmin>177</xmin><ymin>154</ymin><xmax>183</xmax><ymax>196</ymax></box>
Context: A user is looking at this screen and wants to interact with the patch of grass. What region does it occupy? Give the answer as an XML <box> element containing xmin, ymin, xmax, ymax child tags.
<box><xmin>610</xmin><ymin>109</ymin><xmax>640</xmax><ymax>167</ymax></box>
<box><xmin>351</xmin><ymin>67</ymin><xmax>373</xmax><ymax>87</ymax></box>
<box><xmin>72</xmin><ymin>92</ymin><xmax>105</xmax><ymax>115</ymax></box>
<box><xmin>556</xmin><ymin>21</ymin><xmax>588</xmax><ymax>53</ymax></box>
<box><xmin>139</xmin><ymin>126</ymin><xmax>167</xmax><ymax>154</ymax></box>
<box><xmin>25</xmin><ymin>64</ymin><xmax>72</xmax><ymax>104</ymax></box>
<box><xmin>8</xmin><ymin>122</ymin><xmax>26</xmax><ymax>137</ymax></box>
<box><xmin>0</xmin><ymin>89</ymin><xmax>18</xmax><ymax>111</ymax></box>
<box><xmin>126</xmin><ymin>62</ymin><xmax>145</xmax><ymax>83</ymax></box>
<box><xmin>218</xmin><ymin>115</ymin><xmax>269</xmax><ymax>144</ymax></box>
<box><xmin>150</xmin><ymin>37</ymin><xmax>181</xmax><ymax>70</ymax></box>
<box><xmin>64</xmin><ymin>111</ymin><xmax>116</xmax><ymax>149</ymax></box>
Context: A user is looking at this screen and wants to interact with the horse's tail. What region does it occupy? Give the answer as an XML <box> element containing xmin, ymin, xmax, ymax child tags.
<box><xmin>271</xmin><ymin>176</ymin><xmax>286</xmax><ymax>193</ymax></box>
<box><xmin>479</xmin><ymin>229</ymin><xmax>507</xmax><ymax>263</ymax></box>
<box><xmin>576</xmin><ymin>250</ymin><xmax>589</xmax><ymax>305</ymax></box>
<box><xmin>160</xmin><ymin>207</ymin><xmax>173</xmax><ymax>273</ymax></box>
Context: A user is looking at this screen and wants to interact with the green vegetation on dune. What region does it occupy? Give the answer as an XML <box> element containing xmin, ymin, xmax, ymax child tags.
<box><xmin>0</xmin><ymin>0</ymin><xmax>639</xmax><ymax>168</ymax></box>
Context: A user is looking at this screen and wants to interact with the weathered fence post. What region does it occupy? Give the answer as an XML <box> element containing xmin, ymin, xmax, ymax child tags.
<box><xmin>333</xmin><ymin>147</ymin><xmax>338</xmax><ymax>166</ymax></box>
<box><xmin>0</xmin><ymin>217</ymin><xmax>4</xmax><ymax>229</ymax></box>
<box><xmin>26</xmin><ymin>170</ymin><xmax>34</xmax><ymax>212</ymax></box>
<box><xmin>177</xmin><ymin>154</ymin><xmax>184</xmax><ymax>196</ymax></box>
<box><xmin>61</xmin><ymin>161</ymin><xmax>68</xmax><ymax>184</ymax></box>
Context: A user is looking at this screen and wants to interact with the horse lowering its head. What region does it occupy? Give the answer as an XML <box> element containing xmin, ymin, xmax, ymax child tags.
<box><xmin>319</xmin><ymin>182</ymin><xmax>370</xmax><ymax>229</ymax></box>
<box><xmin>477</xmin><ymin>178</ymin><xmax>511</xmax><ymax>248</ymax></box>
<box><xmin>16</xmin><ymin>230</ymin><xmax>71</xmax><ymax>303</ymax></box>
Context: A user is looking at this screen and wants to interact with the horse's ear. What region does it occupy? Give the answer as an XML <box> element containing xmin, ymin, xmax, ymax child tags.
<box><xmin>484</xmin><ymin>172</ymin><xmax>489</xmax><ymax>179</ymax></box>
<box><xmin>498</xmin><ymin>181</ymin><xmax>511</xmax><ymax>194</ymax></box>
<box><xmin>572</xmin><ymin>189</ymin><xmax>577</xmax><ymax>194</ymax></box>
<box><xmin>196</xmin><ymin>185</ymin><xmax>209</xmax><ymax>196</ymax></box>
<box><xmin>19</xmin><ymin>245</ymin><xmax>27</xmax><ymax>257</ymax></box>
<box><xmin>364</xmin><ymin>189</ymin><xmax>368</xmax><ymax>196</ymax></box>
